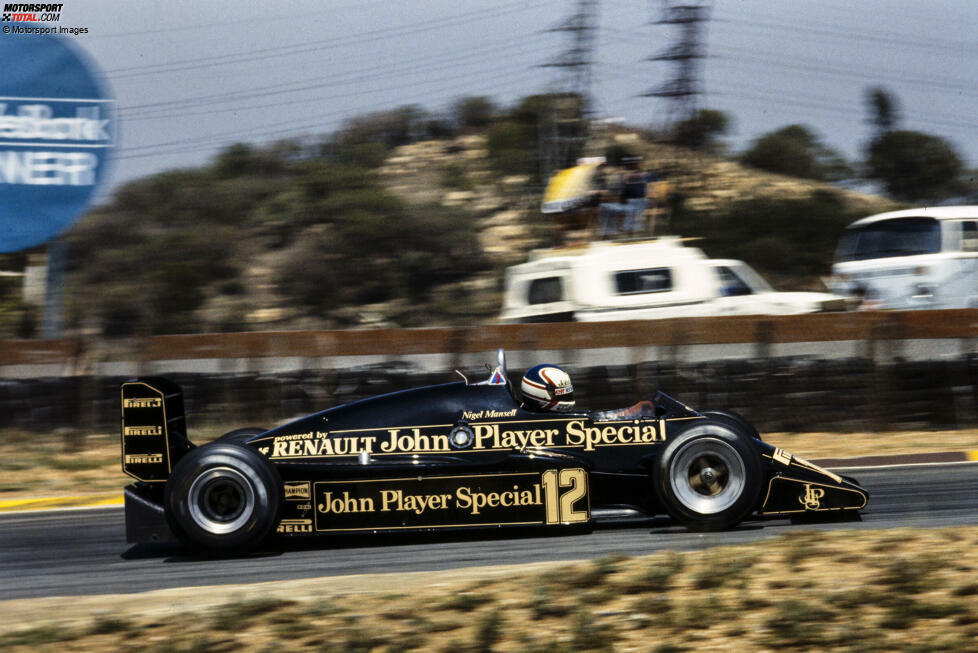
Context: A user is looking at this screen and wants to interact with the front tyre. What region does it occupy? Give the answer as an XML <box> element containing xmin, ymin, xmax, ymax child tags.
<box><xmin>701</xmin><ymin>410</ymin><xmax>762</xmax><ymax>441</ymax></box>
<box><xmin>654</xmin><ymin>420</ymin><xmax>762</xmax><ymax>531</ymax></box>
<box><xmin>164</xmin><ymin>443</ymin><xmax>282</xmax><ymax>555</ymax></box>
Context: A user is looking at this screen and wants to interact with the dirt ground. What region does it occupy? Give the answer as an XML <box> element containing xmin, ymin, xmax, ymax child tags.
<box><xmin>0</xmin><ymin>427</ymin><xmax>976</xmax><ymax>504</ymax></box>
<box><xmin>1</xmin><ymin>526</ymin><xmax>976</xmax><ymax>652</ymax></box>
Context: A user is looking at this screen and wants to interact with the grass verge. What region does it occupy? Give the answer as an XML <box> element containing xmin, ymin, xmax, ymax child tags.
<box><xmin>1</xmin><ymin>526</ymin><xmax>976</xmax><ymax>652</ymax></box>
<box><xmin>0</xmin><ymin>427</ymin><xmax>975</xmax><ymax>505</ymax></box>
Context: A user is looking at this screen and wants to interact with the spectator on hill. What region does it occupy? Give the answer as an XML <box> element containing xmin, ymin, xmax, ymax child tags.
<box><xmin>595</xmin><ymin>163</ymin><xmax>627</xmax><ymax>238</ymax></box>
<box><xmin>619</xmin><ymin>156</ymin><xmax>649</xmax><ymax>235</ymax></box>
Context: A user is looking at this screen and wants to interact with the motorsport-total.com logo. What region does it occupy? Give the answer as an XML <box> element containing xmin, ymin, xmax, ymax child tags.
<box><xmin>3</xmin><ymin>2</ymin><xmax>64</xmax><ymax>23</ymax></box>
<box><xmin>3</xmin><ymin>3</ymin><xmax>88</xmax><ymax>35</ymax></box>
<box><xmin>2</xmin><ymin>3</ymin><xmax>63</xmax><ymax>22</ymax></box>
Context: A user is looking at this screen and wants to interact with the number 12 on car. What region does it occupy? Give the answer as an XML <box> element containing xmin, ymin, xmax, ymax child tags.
<box><xmin>541</xmin><ymin>468</ymin><xmax>589</xmax><ymax>524</ymax></box>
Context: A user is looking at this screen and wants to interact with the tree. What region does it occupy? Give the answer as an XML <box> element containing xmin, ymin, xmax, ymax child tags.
<box><xmin>741</xmin><ymin>124</ymin><xmax>852</xmax><ymax>181</ymax></box>
<box><xmin>865</xmin><ymin>130</ymin><xmax>963</xmax><ymax>201</ymax></box>
<box><xmin>670</xmin><ymin>190</ymin><xmax>859</xmax><ymax>286</ymax></box>
<box><xmin>866</xmin><ymin>86</ymin><xmax>899</xmax><ymax>135</ymax></box>
<box><xmin>334</xmin><ymin>105</ymin><xmax>429</xmax><ymax>151</ymax></box>
<box><xmin>672</xmin><ymin>109</ymin><xmax>729</xmax><ymax>152</ymax></box>
<box><xmin>485</xmin><ymin>94</ymin><xmax>553</xmax><ymax>179</ymax></box>
<box><xmin>453</xmin><ymin>96</ymin><xmax>497</xmax><ymax>131</ymax></box>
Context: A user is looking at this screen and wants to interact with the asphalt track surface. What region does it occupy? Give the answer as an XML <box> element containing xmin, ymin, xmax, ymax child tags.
<box><xmin>2</xmin><ymin>463</ymin><xmax>976</xmax><ymax>600</ymax></box>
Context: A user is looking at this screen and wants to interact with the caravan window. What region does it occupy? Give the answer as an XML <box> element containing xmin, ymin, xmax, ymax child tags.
<box><xmin>615</xmin><ymin>268</ymin><xmax>673</xmax><ymax>295</ymax></box>
<box><xmin>528</xmin><ymin>277</ymin><xmax>564</xmax><ymax>304</ymax></box>
<box><xmin>962</xmin><ymin>221</ymin><xmax>978</xmax><ymax>252</ymax></box>
<box><xmin>836</xmin><ymin>217</ymin><xmax>941</xmax><ymax>262</ymax></box>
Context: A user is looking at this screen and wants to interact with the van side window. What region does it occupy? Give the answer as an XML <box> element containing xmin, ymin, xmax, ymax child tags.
<box><xmin>528</xmin><ymin>277</ymin><xmax>564</xmax><ymax>304</ymax></box>
<box><xmin>962</xmin><ymin>221</ymin><xmax>978</xmax><ymax>252</ymax></box>
<box><xmin>615</xmin><ymin>268</ymin><xmax>673</xmax><ymax>295</ymax></box>
<box><xmin>715</xmin><ymin>266</ymin><xmax>753</xmax><ymax>296</ymax></box>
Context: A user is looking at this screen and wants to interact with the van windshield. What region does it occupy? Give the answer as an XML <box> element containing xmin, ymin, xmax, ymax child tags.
<box><xmin>836</xmin><ymin>217</ymin><xmax>941</xmax><ymax>262</ymax></box>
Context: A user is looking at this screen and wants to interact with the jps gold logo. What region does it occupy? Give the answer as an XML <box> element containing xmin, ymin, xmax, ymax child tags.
<box><xmin>799</xmin><ymin>483</ymin><xmax>825</xmax><ymax>510</ymax></box>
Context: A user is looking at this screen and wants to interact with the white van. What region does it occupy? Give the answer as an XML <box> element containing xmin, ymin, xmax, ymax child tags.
<box><xmin>500</xmin><ymin>237</ymin><xmax>846</xmax><ymax>323</ymax></box>
<box><xmin>830</xmin><ymin>206</ymin><xmax>978</xmax><ymax>310</ymax></box>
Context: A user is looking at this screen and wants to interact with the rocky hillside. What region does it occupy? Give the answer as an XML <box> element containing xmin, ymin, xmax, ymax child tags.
<box><xmin>383</xmin><ymin>132</ymin><xmax>895</xmax><ymax>254</ymax></box>
<box><xmin>49</xmin><ymin>129</ymin><xmax>896</xmax><ymax>339</ymax></box>
<box><xmin>377</xmin><ymin>130</ymin><xmax>896</xmax><ymax>297</ymax></box>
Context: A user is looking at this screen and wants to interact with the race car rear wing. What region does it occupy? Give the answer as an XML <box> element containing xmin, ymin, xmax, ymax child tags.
<box><xmin>121</xmin><ymin>378</ymin><xmax>193</xmax><ymax>483</ymax></box>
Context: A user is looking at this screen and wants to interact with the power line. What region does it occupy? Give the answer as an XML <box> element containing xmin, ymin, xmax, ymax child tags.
<box><xmin>116</xmin><ymin>46</ymin><xmax>553</xmax><ymax>155</ymax></box>
<box><xmin>710</xmin><ymin>48</ymin><xmax>978</xmax><ymax>100</ymax></box>
<box><xmin>708</xmin><ymin>80</ymin><xmax>978</xmax><ymax>134</ymax></box>
<box><xmin>714</xmin><ymin>14</ymin><xmax>978</xmax><ymax>58</ymax></box>
<box><xmin>122</xmin><ymin>33</ymin><xmax>543</xmax><ymax>121</ymax></box>
<box><xmin>115</xmin><ymin>65</ymin><xmax>546</xmax><ymax>160</ymax></box>
<box><xmin>106</xmin><ymin>1</ymin><xmax>548</xmax><ymax>79</ymax></box>
<box><xmin>89</xmin><ymin>0</ymin><xmax>394</xmax><ymax>40</ymax></box>
<box><xmin>595</xmin><ymin>27</ymin><xmax>978</xmax><ymax>121</ymax></box>
<box><xmin>115</xmin><ymin>70</ymin><xmax>544</xmax><ymax>162</ymax></box>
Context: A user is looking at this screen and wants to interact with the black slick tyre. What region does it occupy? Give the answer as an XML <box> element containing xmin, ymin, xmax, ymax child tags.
<box><xmin>217</xmin><ymin>427</ymin><xmax>268</xmax><ymax>445</ymax></box>
<box><xmin>654</xmin><ymin>419</ymin><xmax>762</xmax><ymax>531</ymax></box>
<box><xmin>164</xmin><ymin>442</ymin><xmax>282</xmax><ymax>555</ymax></box>
<box><xmin>701</xmin><ymin>410</ymin><xmax>762</xmax><ymax>441</ymax></box>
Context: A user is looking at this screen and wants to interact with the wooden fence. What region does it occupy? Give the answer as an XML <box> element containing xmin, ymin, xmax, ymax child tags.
<box><xmin>1</xmin><ymin>309</ymin><xmax>977</xmax><ymax>434</ymax></box>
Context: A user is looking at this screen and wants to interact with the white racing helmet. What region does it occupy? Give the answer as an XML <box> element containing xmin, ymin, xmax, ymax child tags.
<box><xmin>520</xmin><ymin>364</ymin><xmax>575</xmax><ymax>412</ymax></box>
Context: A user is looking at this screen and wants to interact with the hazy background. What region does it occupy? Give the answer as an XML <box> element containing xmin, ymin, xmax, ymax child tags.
<box><xmin>64</xmin><ymin>0</ymin><xmax>978</xmax><ymax>192</ymax></box>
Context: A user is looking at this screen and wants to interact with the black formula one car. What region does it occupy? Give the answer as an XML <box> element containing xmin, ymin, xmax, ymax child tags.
<box><xmin>121</xmin><ymin>350</ymin><xmax>868</xmax><ymax>554</ymax></box>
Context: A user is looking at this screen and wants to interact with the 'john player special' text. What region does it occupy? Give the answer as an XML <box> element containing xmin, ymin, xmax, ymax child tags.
<box><xmin>269</xmin><ymin>419</ymin><xmax>664</xmax><ymax>458</ymax></box>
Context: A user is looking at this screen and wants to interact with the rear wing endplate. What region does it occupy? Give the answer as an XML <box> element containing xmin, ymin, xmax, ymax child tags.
<box><xmin>121</xmin><ymin>378</ymin><xmax>190</xmax><ymax>482</ymax></box>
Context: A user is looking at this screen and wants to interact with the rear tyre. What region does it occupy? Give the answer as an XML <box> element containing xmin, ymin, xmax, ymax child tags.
<box><xmin>654</xmin><ymin>419</ymin><xmax>762</xmax><ymax>531</ymax></box>
<box><xmin>217</xmin><ymin>427</ymin><xmax>268</xmax><ymax>445</ymax></box>
<box><xmin>164</xmin><ymin>442</ymin><xmax>281</xmax><ymax>555</ymax></box>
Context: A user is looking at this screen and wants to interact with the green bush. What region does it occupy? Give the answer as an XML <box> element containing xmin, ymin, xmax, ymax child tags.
<box><xmin>671</xmin><ymin>190</ymin><xmax>860</xmax><ymax>287</ymax></box>
<box><xmin>741</xmin><ymin>124</ymin><xmax>851</xmax><ymax>181</ymax></box>
<box><xmin>486</xmin><ymin>121</ymin><xmax>537</xmax><ymax>178</ymax></box>
<box><xmin>866</xmin><ymin>129</ymin><xmax>964</xmax><ymax>201</ymax></box>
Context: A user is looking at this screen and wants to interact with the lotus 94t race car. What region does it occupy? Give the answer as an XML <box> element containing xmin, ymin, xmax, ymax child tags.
<box><xmin>121</xmin><ymin>350</ymin><xmax>868</xmax><ymax>554</ymax></box>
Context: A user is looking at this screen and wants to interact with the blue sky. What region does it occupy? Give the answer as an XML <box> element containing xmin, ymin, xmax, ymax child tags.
<box><xmin>35</xmin><ymin>0</ymin><xmax>978</xmax><ymax>191</ymax></box>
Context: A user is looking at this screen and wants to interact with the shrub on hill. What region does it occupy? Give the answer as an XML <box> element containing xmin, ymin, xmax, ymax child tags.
<box><xmin>671</xmin><ymin>190</ymin><xmax>862</xmax><ymax>288</ymax></box>
<box><xmin>65</xmin><ymin>140</ymin><xmax>486</xmax><ymax>336</ymax></box>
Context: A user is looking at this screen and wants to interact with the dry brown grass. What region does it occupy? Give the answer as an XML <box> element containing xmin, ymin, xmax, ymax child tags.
<box><xmin>0</xmin><ymin>426</ymin><xmax>229</xmax><ymax>502</ymax></box>
<box><xmin>0</xmin><ymin>428</ymin><xmax>975</xmax><ymax>504</ymax></box>
<box><xmin>1</xmin><ymin>526</ymin><xmax>975</xmax><ymax>652</ymax></box>
<box><xmin>764</xmin><ymin>429</ymin><xmax>978</xmax><ymax>460</ymax></box>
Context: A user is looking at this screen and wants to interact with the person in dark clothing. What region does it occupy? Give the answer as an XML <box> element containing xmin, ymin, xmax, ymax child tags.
<box><xmin>619</xmin><ymin>156</ymin><xmax>649</xmax><ymax>235</ymax></box>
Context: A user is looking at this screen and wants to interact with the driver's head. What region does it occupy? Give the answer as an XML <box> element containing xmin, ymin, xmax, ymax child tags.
<box><xmin>521</xmin><ymin>364</ymin><xmax>575</xmax><ymax>412</ymax></box>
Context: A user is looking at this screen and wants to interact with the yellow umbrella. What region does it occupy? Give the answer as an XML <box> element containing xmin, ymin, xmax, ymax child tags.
<box><xmin>541</xmin><ymin>160</ymin><xmax>603</xmax><ymax>214</ymax></box>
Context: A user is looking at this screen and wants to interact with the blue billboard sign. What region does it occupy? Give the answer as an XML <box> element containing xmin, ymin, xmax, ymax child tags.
<box><xmin>0</xmin><ymin>34</ymin><xmax>115</xmax><ymax>253</ymax></box>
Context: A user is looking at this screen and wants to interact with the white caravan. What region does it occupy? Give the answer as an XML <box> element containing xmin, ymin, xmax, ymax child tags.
<box><xmin>500</xmin><ymin>237</ymin><xmax>847</xmax><ymax>323</ymax></box>
<box><xmin>830</xmin><ymin>206</ymin><xmax>978</xmax><ymax>310</ymax></box>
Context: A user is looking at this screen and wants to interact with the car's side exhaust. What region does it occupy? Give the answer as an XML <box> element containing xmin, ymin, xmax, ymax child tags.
<box><xmin>121</xmin><ymin>377</ymin><xmax>194</xmax><ymax>483</ymax></box>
